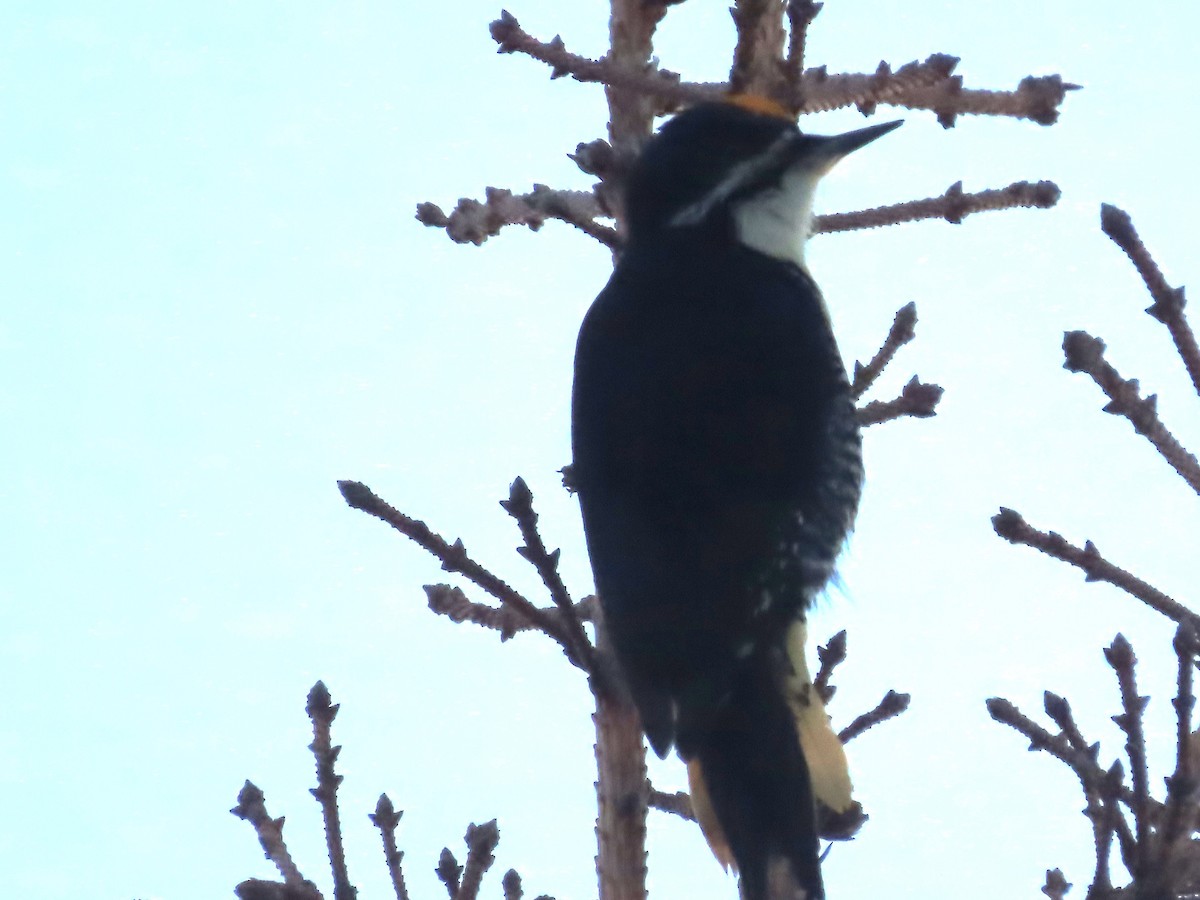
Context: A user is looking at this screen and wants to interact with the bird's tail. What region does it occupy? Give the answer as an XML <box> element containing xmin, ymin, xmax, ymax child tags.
<box><xmin>686</xmin><ymin>620</ymin><xmax>852</xmax><ymax>900</ymax></box>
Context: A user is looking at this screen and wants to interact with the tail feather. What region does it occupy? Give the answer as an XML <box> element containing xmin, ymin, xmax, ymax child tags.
<box><xmin>686</xmin><ymin>621</ymin><xmax>853</xmax><ymax>900</ymax></box>
<box><xmin>687</xmin><ymin>648</ymin><xmax>824</xmax><ymax>900</ymax></box>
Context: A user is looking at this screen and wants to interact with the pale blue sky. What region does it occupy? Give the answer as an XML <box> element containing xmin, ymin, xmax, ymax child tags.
<box><xmin>3</xmin><ymin>2</ymin><xmax>1199</xmax><ymax>899</ymax></box>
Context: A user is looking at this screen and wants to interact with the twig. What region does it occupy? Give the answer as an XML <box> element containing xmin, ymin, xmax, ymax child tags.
<box><xmin>882</xmin><ymin>72</ymin><xmax>1078</xmax><ymax>128</ymax></box>
<box><xmin>1100</xmin><ymin>760</ymin><xmax>1138</xmax><ymax>876</ymax></box>
<box><xmin>729</xmin><ymin>0</ymin><xmax>787</xmax><ymax>97</ymax></box>
<box><xmin>416</xmin><ymin>186</ymin><xmax>618</xmax><ymax>248</ymax></box>
<box><xmin>458</xmin><ymin>821</ymin><xmax>501</xmax><ymax>900</ymax></box>
<box><xmin>992</xmin><ymin>507</ymin><xmax>1200</xmax><ymax>629</ymax></box>
<box><xmin>837</xmin><ymin>690</ymin><xmax>910</xmax><ymax>743</ymax></box>
<box><xmin>784</xmin><ymin>1</ymin><xmax>822</xmax><ymax>91</ymax></box>
<box><xmin>1042</xmin><ymin>691</ymin><xmax>1093</xmax><ymax>755</ymax></box>
<box><xmin>1162</xmin><ymin>624</ymin><xmax>1200</xmax><ymax>850</ymax></box>
<box><xmin>648</xmin><ymin>786</ymin><xmax>696</xmax><ymax>821</ymax></box>
<box><xmin>1042</xmin><ymin>868</ymin><xmax>1071</xmax><ymax>900</ymax></box>
<box><xmin>501</xmin><ymin>477</ymin><xmax>594</xmax><ymax>670</ymax></box>
<box><xmin>231</xmin><ymin>782</ymin><xmax>323</xmax><ymax>898</ymax></box>
<box><xmin>421</xmin><ymin>177</ymin><xmax>1061</xmax><ymax>250</ymax></box>
<box><xmin>425</xmin><ymin>585</ymin><xmax>594</xmax><ymax>642</ymax></box>
<box><xmin>1101</xmin><ymin>204</ymin><xmax>1200</xmax><ymax>398</ymax></box>
<box><xmin>502</xmin><ymin>870</ymin><xmax>523</xmax><ymax>900</ymax></box>
<box><xmin>1104</xmin><ymin>636</ymin><xmax>1151</xmax><ymax>880</ymax></box>
<box><xmin>369</xmin><ymin>795</ymin><xmax>410</xmax><ymax>900</ymax></box>
<box><xmin>489</xmin><ymin>12</ymin><xmax>1073</xmax><ymax>127</ymax></box>
<box><xmin>235</xmin><ymin>881</ymin><xmax>325</xmax><ymax>900</ymax></box>
<box><xmin>436</xmin><ymin>848</ymin><xmax>462</xmax><ymax>899</ymax></box>
<box><xmin>857</xmin><ymin>376</ymin><xmax>944</xmax><ymax>426</ymax></box>
<box><xmin>306</xmin><ymin>683</ymin><xmax>357</xmax><ymax>900</ymax></box>
<box><xmin>986</xmin><ymin>697</ymin><xmax>1162</xmax><ymax>820</ymax></box>
<box><xmin>1042</xmin><ymin>692</ymin><xmax>1122</xmax><ymax>891</ymax></box>
<box><xmin>1063</xmin><ymin>331</ymin><xmax>1200</xmax><ymax>495</ymax></box>
<box><xmin>851</xmin><ymin>304</ymin><xmax>918</xmax><ymax>400</ymax></box>
<box><xmin>814</xmin><ymin>180</ymin><xmax>1061</xmax><ymax>234</ymax></box>
<box><xmin>591</xmin><ymin>607</ymin><xmax>649</xmax><ymax>900</ymax></box>
<box><xmin>603</xmin><ymin>0</ymin><xmax>671</xmax><ymax>160</ymax></box>
<box><xmin>798</xmin><ymin>55</ymin><xmax>959</xmax><ymax>117</ymax></box>
<box><xmin>812</xmin><ymin>630</ymin><xmax>847</xmax><ymax>705</ymax></box>
<box><xmin>338</xmin><ymin>481</ymin><xmax>590</xmax><ymax>670</ymax></box>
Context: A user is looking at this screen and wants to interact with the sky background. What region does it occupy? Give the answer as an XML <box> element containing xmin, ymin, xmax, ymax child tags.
<box><xmin>3</xmin><ymin>2</ymin><xmax>1199</xmax><ymax>899</ymax></box>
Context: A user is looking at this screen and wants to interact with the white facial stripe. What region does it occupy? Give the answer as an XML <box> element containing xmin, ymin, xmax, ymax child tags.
<box><xmin>731</xmin><ymin>162</ymin><xmax>822</xmax><ymax>269</ymax></box>
<box><xmin>667</xmin><ymin>131</ymin><xmax>797</xmax><ymax>228</ymax></box>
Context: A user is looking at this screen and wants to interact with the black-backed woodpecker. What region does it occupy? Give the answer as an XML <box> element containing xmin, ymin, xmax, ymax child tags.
<box><xmin>572</xmin><ymin>97</ymin><xmax>900</xmax><ymax>900</ymax></box>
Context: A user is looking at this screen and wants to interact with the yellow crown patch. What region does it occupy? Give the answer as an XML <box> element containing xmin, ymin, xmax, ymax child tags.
<box><xmin>724</xmin><ymin>93</ymin><xmax>796</xmax><ymax>121</ymax></box>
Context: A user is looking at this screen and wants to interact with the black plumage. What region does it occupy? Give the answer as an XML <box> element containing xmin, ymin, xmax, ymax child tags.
<box><xmin>572</xmin><ymin>101</ymin><xmax>886</xmax><ymax>899</ymax></box>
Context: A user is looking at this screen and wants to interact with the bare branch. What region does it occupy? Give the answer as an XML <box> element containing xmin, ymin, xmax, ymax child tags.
<box><xmin>884</xmin><ymin>72</ymin><xmax>1078</xmax><ymax>128</ymax></box>
<box><xmin>1043</xmin><ymin>691</ymin><xmax>1118</xmax><ymax>891</ymax></box>
<box><xmin>814</xmin><ymin>180</ymin><xmax>1061</xmax><ymax>235</ymax></box>
<box><xmin>729</xmin><ymin>0</ymin><xmax>788</xmax><ymax>97</ymax></box>
<box><xmin>812</xmin><ymin>629</ymin><xmax>847</xmax><ymax>705</ymax></box>
<box><xmin>784</xmin><ymin>1</ymin><xmax>822</xmax><ymax>90</ymax></box>
<box><xmin>797</xmin><ymin>54</ymin><xmax>960</xmax><ymax>117</ymax></box>
<box><xmin>986</xmin><ymin>696</ymin><xmax>1162</xmax><ymax>820</ymax></box>
<box><xmin>501</xmin><ymin>477</ymin><xmax>595</xmax><ymax>670</ymax></box>
<box><xmin>458</xmin><ymin>820</ymin><xmax>501</xmax><ymax>900</ymax></box>
<box><xmin>489</xmin><ymin>13</ymin><xmax>1072</xmax><ymax>128</ymax></box>
<box><xmin>416</xmin><ymin>186</ymin><xmax>618</xmax><ymax>248</ymax></box>
<box><xmin>502</xmin><ymin>870</ymin><xmax>523</xmax><ymax>900</ymax></box>
<box><xmin>1063</xmin><ymin>331</ymin><xmax>1200</xmax><ymax>495</ymax></box>
<box><xmin>1042</xmin><ymin>868</ymin><xmax>1072</xmax><ymax>900</ymax></box>
<box><xmin>592</xmin><ymin>609</ymin><xmax>649</xmax><ymax>900</ymax></box>
<box><xmin>604</xmin><ymin>0</ymin><xmax>671</xmax><ymax>160</ymax></box>
<box><xmin>1162</xmin><ymin>625</ymin><xmax>1200</xmax><ymax>852</ymax></box>
<box><xmin>837</xmin><ymin>690</ymin><xmax>910</xmax><ymax>743</ymax></box>
<box><xmin>436</xmin><ymin>848</ymin><xmax>462</xmax><ymax>899</ymax></box>
<box><xmin>231</xmin><ymin>782</ymin><xmax>323</xmax><ymax>897</ymax></box>
<box><xmin>1103</xmin><ymin>636</ymin><xmax>1151</xmax><ymax>878</ymax></box>
<box><xmin>648</xmin><ymin>786</ymin><xmax>696</xmax><ymax>821</ymax></box>
<box><xmin>857</xmin><ymin>376</ymin><xmax>944</xmax><ymax>426</ymax></box>
<box><xmin>236</xmin><ymin>881</ymin><xmax>325</xmax><ymax>900</ymax></box>
<box><xmin>425</xmin><ymin>585</ymin><xmax>593</xmax><ymax>642</ymax></box>
<box><xmin>338</xmin><ymin>481</ymin><xmax>590</xmax><ymax>670</ymax></box>
<box><xmin>1101</xmin><ymin>204</ymin><xmax>1200</xmax><ymax>398</ymax></box>
<box><xmin>992</xmin><ymin>507</ymin><xmax>1200</xmax><ymax>628</ymax></box>
<box><xmin>369</xmin><ymin>795</ymin><xmax>410</xmax><ymax>900</ymax></box>
<box><xmin>305</xmin><ymin>683</ymin><xmax>357</xmax><ymax>900</ymax></box>
<box><xmin>851</xmin><ymin>303</ymin><xmax>918</xmax><ymax>400</ymax></box>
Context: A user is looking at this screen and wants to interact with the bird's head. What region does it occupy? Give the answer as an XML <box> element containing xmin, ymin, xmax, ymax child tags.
<box><xmin>624</xmin><ymin>98</ymin><xmax>901</xmax><ymax>267</ymax></box>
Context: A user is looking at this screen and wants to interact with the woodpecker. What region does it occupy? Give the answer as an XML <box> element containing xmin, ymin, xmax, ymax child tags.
<box><xmin>571</xmin><ymin>98</ymin><xmax>900</xmax><ymax>900</ymax></box>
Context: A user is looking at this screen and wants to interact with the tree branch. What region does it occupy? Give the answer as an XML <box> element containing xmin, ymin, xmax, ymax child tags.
<box><xmin>814</xmin><ymin>180</ymin><xmax>1061</xmax><ymax>234</ymax></box>
<box><xmin>992</xmin><ymin>507</ymin><xmax>1199</xmax><ymax>628</ymax></box>
<box><xmin>729</xmin><ymin>0</ymin><xmax>788</xmax><ymax>97</ymax></box>
<box><xmin>501</xmin><ymin>477</ymin><xmax>595</xmax><ymax>670</ymax></box>
<box><xmin>837</xmin><ymin>690</ymin><xmax>911</xmax><ymax>743</ymax></box>
<box><xmin>1103</xmin><ymin>636</ymin><xmax>1151</xmax><ymax>879</ymax></box>
<box><xmin>812</xmin><ymin>629</ymin><xmax>847</xmax><ymax>705</ymax></box>
<box><xmin>338</xmin><ymin>481</ymin><xmax>591</xmax><ymax>670</ymax></box>
<box><xmin>851</xmin><ymin>303</ymin><xmax>918</xmax><ymax>400</ymax></box>
<box><xmin>1063</xmin><ymin>331</ymin><xmax>1200</xmax><ymax>496</ymax></box>
<box><xmin>306</xmin><ymin>683</ymin><xmax>357</xmax><ymax>900</ymax></box>
<box><xmin>489</xmin><ymin>12</ymin><xmax>1073</xmax><ymax>127</ymax></box>
<box><xmin>416</xmin><ymin>187</ymin><xmax>618</xmax><ymax>248</ymax></box>
<box><xmin>1101</xmin><ymin>203</ymin><xmax>1200</xmax><ymax>398</ymax></box>
<box><xmin>857</xmin><ymin>376</ymin><xmax>944</xmax><ymax>426</ymax></box>
<box><xmin>369</xmin><ymin>795</ymin><xmax>410</xmax><ymax>900</ymax></box>
<box><xmin>458</xmin><ymin>820</ymin><xmax>501</xmax><ymax>900</ymax></box>
<box><xmin>232</xmin><ymin>782</ymin><xmax>324</xmax><ymax>899</ymax></box>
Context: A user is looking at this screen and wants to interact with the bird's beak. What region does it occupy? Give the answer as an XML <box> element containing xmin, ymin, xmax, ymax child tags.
<box><xmin>810</xmin><ymin>119</ymin><xmax>903</xmax><ymax>168</ymax></box>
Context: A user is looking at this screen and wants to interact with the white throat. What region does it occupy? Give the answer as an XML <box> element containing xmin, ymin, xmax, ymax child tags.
<box><xmin>731</xmin><ymin>165</ymin><xmax>821</xmax><ymax>269</ymax></box>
